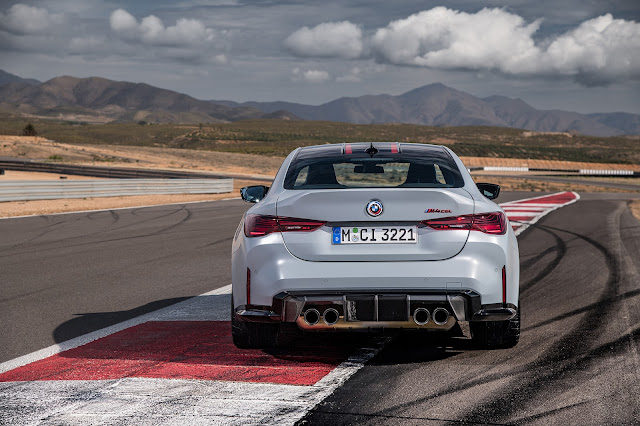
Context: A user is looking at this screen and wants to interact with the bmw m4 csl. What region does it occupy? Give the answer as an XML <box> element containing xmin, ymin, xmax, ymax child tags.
<box><xmin>231</xmin><ymin>143</ymin><xmax>520</xmax><ymax>349</ymax></box>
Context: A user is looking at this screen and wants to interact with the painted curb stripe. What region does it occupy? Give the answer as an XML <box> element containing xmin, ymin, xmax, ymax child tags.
<box><xmin>0</xmin><ymin>322</ymin><xmax>355</xmax><ymax>385</ymax></box>
<box><xmin>501</xmin><ymin>191</ymin><xmax>580</xmax><ymax>236</ymax></box>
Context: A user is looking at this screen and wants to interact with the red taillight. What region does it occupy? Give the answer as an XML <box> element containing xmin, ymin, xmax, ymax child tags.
<box><xmin>421</xmin><ymin>215</ymin><xmax>474</xmax><ymax>231</ymax></box>
<box><xmin>422</xmin><ymin>212</ymin><xmax>507</xmax><ymax>235</ymax></box>
<box><xmin>244</xmin><ymin>215</ymin><xmax>279</xmax><ymax>237</ymax></box>
<box><xmin>473</xmin><ymin>212</ymin><xmax>508</xmax><ymax>235</ymax></box>
<box><xmin>244</xmin><ymin>214</ymin><xmax>326</xmax><ymax>237</ymax></box>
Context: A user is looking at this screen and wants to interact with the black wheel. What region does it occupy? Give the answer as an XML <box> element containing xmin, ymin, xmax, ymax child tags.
<box><xmin>470</xmin><ymin>306</ymin><xmax>520</xmax><ymax>349</ymax></box>
<box><xmin>231</xmin><ymin>297</ymin><xmax>279</xmax><ymax>349</ymax></box>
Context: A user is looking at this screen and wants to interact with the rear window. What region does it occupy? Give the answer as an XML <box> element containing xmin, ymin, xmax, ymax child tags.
<box><xmin>284</xmin><ymin>143</ymin><xmax>464</xmax><ymax>189</ymax></box>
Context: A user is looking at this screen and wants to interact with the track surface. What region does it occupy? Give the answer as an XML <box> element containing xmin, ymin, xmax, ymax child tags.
<box><xmin>2</xmin><ymin>192</ymin><xmax>640</xmax><ymax>424</ymax></box>
<box><xmin>0</xmin><ymin>199</ymin><xmax>246</xmax><ymax>363</ymax></box>
<box><xmin>303</xmin><ymin>193</ymin><xmax>640</xmax><ymax>424</ymax></box>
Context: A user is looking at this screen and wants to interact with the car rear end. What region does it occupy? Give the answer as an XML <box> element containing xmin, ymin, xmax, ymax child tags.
<box><xmin>231</xmin><ymin>143</ymin><xmax>519</xmax><ymax>347</ymax></box>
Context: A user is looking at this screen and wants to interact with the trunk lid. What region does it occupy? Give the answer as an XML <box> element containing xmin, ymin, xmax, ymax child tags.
<box><xmin>276</xmin><ymin>188</ymin><xmax>474</xmax><ymax>262</ymax></box>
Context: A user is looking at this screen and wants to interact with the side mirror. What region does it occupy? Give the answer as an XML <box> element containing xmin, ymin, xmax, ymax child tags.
<box><xmin>240</xmin><ymin>185</ymin><xmax>269</xmax><ymax>203</ymax></box>
<box><xmin>476</xmin><ymin>183</ymin><xmax>500</xmax><ymax>200</ymax></box>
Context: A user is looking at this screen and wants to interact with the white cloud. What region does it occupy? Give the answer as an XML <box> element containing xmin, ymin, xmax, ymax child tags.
<box><xmin>213</xmin><ymin>54</ymin><xmax>228</xmax><ymax>64</ymax></box>
<box><xmin>69</xmin><ymin>36</ymin><xmax>105</xmax><ymax>53</ymax></box>
<box><xmin>110</xmin><ymin>8</ymin><xmax>216</xmax><ymax>47</ymax></box>
<box><xmin>336</xmin><ymin>67</ymin><xmax>362</xmax><ymax>83</ymax></box>
<box><xmin>110</xmin><ymin>8</ymin><xmax>138</xmax><ymax>34</ymax></box>
<box><xmin>371</xmin><ymin>7</ymin><xmax>640</xmax><ymax>85</ymax></box>
<box><xmin>286</xmin><ymin>7</ymin><xmax>640</xmax><ymax>86</ymax></box>
<box><xmin>292</xmin><ymin>67</ymin><xmax>330</xmax><ymax>83</ymax></box>
<box><xmin>372</xmin><ymin>8</ymin><xmax>542</xmax><ymax>74</ymax></box>
<box><xmin>0</xmin><ymin>3</ymin><xmax>63</xmax><ymax>35</ymax></box>
<box><xmin>284</xmin><ymin>21</ymin><xmax>363</xmax><ymax>59</ymax></box>
<box><xmin>541</xmin><ymin>14</ymin><xmax>640</xmax><ymax>85</ymax></box>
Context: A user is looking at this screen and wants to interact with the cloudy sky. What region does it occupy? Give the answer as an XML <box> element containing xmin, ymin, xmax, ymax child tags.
<box><xmin>1</xmin><ymin>0</ymin><xmax>639</xmax><ymax>113</ymax></box>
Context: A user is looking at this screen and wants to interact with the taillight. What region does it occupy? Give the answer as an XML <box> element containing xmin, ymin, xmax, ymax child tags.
<box><xmin>244</xmin><ymin>215</ymin><xmax>279</xmax><ymax>237</ymax></box>
<box><xmin>278</xmin><ymin>217</ymin><xmax>327</xmax><ymax>232</ymax></box>
<box><xmin>422</xmin><ymin>212</ymin><xmax>507</xmax><ymax>235</ymax></box>
<box><xmin>244</xmin><ymin>214</ymin><xmax>326</xmax><ymax>237</ymax></box>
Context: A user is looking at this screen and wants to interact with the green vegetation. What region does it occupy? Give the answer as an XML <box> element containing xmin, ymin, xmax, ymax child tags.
<box><xmin>47</xmin><ymin>154</ymin><xmax>64</xmax><ymax>161</ymax></box>
<box><xmin>22</xmin><ymin>122</ymin><xmax>37</xmax><ymax>136</ymax></box>
<box><xmin>1</xmin><ymin>114</ymin><xmax>639</xmax><ymax>165</ymax></box>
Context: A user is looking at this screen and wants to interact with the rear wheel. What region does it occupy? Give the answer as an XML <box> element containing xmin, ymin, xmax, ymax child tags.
<box><xmin>470</xmin><ymin>306</ymin><xmax>520</xmax><ymax>349</ymax></box>
<box><xmin>231</xmin><ymin>297</ymin><xmax>279</xmax><ymax>349</ymax></box>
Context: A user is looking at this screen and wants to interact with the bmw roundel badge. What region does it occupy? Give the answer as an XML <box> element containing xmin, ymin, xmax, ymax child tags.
<box><xmin>366</xmin><ymin>200</ymin><xmax>383</xmax><ymax>217</ymax></box>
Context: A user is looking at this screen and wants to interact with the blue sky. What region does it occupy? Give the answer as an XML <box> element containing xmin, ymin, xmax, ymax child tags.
<box><xmin>1</xmin><ymin>0</ymin><xmax>639</xmax><ymax>113</ymax></box>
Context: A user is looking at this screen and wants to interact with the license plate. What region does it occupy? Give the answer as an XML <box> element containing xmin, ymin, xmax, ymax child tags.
<box><xmin>332</xmin><ymin>226</ymin><xmax>418</xmax><ymax>244</ymax></box>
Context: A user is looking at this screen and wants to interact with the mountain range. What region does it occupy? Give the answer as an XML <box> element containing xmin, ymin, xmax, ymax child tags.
<box><xmin>0</xmin><ymin>69</ymin><xmax>637</xmax><ymax>136</ymax></box>
<box><xmin>215</xmin><ymin>84</ymin><xmax>639</xmax><ymax>136</ymax></box>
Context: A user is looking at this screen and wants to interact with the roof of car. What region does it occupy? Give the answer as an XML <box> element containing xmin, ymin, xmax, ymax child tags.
<box><xmin>297</xmin><ymin>142</ymin><xmax>446</xmax><ymax>156</ymax></box>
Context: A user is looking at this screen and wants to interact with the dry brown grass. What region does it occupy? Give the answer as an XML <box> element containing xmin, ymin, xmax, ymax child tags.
<box><xmin>483</xmin><ymin>177</ymin><xmax>637</xmax><ymax>193</ymax></box>
<box><xmin>0</xmin><ymin>136</ymin><xmax>281</xmax><ymax>178</ymax></box>
<box><xmin>460</xmin><ymin>156</ymin><xmax>639</xmax><ymax>171</ymax></box>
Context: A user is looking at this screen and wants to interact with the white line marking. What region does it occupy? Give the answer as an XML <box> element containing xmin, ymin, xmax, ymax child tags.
<box><xmin>0</xmin><ymin>282</ymin><xmax>386</xmax><ymax>426</ymax></box>
<box><xmin>0</xmin><ymin>285</ymin><xmax>232</xmax><ymax>374</ymax></box>
<box><xmin>0</xmin><ymin>197</ymin><xmax>242</xmax><ymax>220</ymax></box>
<box><xmin>0</xmin><ymin>191</ymin><xmax>581</xmax><ymax>425</ymax></box>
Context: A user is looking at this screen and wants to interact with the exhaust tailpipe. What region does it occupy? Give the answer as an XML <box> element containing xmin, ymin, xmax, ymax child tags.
<box><xmin>412</xmin><ymin>307</ymin><xmax>431</xmax><ymax>326</ymax></box>
<box><xmin>303</xmin><ymin>309</ymin><xmax>320</xmax><ymax>326</ymax></box>
<box><xmin>432</xmin><ymin>307</ymin><xmax>450</xmax><ymax>325</ymax></box>
<box><xmin>323</xmin><ymin>308</ymin><xmax>340</xmax><ymax>325</ymax></box>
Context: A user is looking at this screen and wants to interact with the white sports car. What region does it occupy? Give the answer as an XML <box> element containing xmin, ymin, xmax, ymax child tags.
<box><xmin>231</xmin><ymin>143</ymin><xmax>520</xmax><ymax>349</ymax></box>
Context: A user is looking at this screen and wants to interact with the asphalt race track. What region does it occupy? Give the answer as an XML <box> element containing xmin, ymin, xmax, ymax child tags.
<box><xmin>1</xmin><ymin>191</ymin><xmax>640</xmax><ymax>424</ymax></box>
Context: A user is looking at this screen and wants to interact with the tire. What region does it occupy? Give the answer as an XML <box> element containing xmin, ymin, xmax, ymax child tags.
<box><xmin>231</xmin><ymin>297</ymin><xmax>279</xmax><ymax>349</ymax></box>
<box><xmin>470</xmin><ymin>306</ymin><xmax>520</xmax><ymax>349</ymax></box>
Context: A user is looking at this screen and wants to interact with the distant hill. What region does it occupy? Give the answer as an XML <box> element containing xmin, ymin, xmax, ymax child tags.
<box><xmin>0</xmin><ymin>74</ymin><xmax>277</xmax><ymax>123</ymax></box>
<box><xmin>0</xmin><ymin>69</ymin><xmax>637</xmax><ymax>135</ymax></box>
<box><xmin>214</xmin><ymin>84</ymin><xmax>640</xmax><ymax>136</ymax></box>
<box><xmin>0</xmin><ymin>69</ymin><xmax>40</xmax><ymax>86</ymax></box>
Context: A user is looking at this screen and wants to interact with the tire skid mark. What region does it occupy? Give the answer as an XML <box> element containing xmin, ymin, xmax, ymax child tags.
<box><xmin>448</xmin><ymin>203</ymin><xmax>625</xmax><ymax>423</ymax></box>
<box><xmin>519</xmin><ymin>226</ymin><xmax>567</xmax><ymax>293</ymax></box>
<box><xmin>0</xmin><ymin>220</ymin><xmax>69</xmax><ymax>254</ymax></box>
<box><xmin>0</xmin><ymin>205</ymin><xmax>194</xmax><ymax>258</ymax></box>
<box><xmin>350</xmin><ymin>201</ymin><xmax>624</xmax><ymax>424</ymax></box>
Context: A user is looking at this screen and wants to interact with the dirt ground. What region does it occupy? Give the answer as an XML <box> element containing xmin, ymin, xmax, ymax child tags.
<box><xmin>630</xmin><ymin>200</ymin><xmax>640</xmax><ymax>222</ymax></box>
<box><xmin>0</xmin><ymin>170</ymin><xmax>101</xmax><ymax>180</ymax></box>
<box><xmin>3</xmin><ymin>136</ymin><xmax>638</xmax><ymax>174</ymax></box>
<box><xmin>459</xmin><ymin>156</ymin><xmax>639</xmax><ymax>171</ymax></box>
<box><xmin>0</xmin><ymin>136</ymin><xmax>280</xmax><ymax>179</ymax></box>
<box><xmin>1</xmin><ymin>135</ymin><xmax>638</xmax><ymax>218</ymax></box>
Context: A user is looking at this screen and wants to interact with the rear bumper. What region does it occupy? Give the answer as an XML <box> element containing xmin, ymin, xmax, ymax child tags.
<box><xmin>232</xmin><ymin>230</ymin><xmax>520</xmax><ymax>309</ymax></box>
<box><xmin>235</xmin><ymin>290</ymin><xmax>517</xmax><ymax>330</ymax></box>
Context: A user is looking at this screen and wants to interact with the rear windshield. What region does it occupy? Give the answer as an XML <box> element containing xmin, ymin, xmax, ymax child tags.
<box><xmin>284</xmin><ymin>143</ymin><xmax>464</xmax><ymax>189</ymax></box>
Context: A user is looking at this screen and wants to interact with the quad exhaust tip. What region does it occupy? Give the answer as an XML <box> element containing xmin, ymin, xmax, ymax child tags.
<box><xmin>432</xmin><ymin>307</ymin><xmax>450</xmax><ymax>325</ymax></box>
<box><xmin>303</xmin><ymin>309</ymin><xmax>320</xmax><ymax>326</ymax></box>
<box><xmin>323</xmin><ymin>308</ymin><xmax>340</xmax><ymax>325</ymax></box>
<box><xmin>413</xmin><ymin>307</ymin><xmax>431</xmax><ymax>326</ymax></box>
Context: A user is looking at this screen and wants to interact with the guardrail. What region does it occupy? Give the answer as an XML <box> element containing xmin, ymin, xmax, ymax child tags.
<box><xmin>470</xmin><ymin>166</ymin><xmax>639</xmax><ymax>176</ymax></box>
<box><xmin>0</xmin><ymin>179</ymin><xmax>234</xmax><ymax>202</ymax></box>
